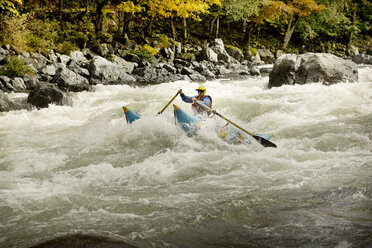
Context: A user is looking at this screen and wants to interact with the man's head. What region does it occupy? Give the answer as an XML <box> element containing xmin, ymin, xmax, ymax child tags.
<box><xmin>196</xmin><ymin>85</ymin><xmax>206</xmax><ymax>96</ymax></box>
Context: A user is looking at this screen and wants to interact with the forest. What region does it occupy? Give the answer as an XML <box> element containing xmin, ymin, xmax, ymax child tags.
<box><xmin>0</xmin><ymin>0</ymin><xmax>371</xmax><ymax>58</ymax></box>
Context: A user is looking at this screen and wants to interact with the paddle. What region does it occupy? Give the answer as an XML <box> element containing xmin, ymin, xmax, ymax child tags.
<box><xmin>194</xmin><ymin>100</ymin><xmax>277</xmax><ymax>148</ymax></box>
<box><xmin>158</xmin><ymin>91</ymin><xmax>180</xmax><ymax>115</ymax></box>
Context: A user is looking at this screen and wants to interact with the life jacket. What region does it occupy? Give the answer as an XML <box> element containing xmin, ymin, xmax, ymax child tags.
<box><xmin>192</xmin><ymin>95</ymin><xmax>212</xmax><ymax>114</ymax></box>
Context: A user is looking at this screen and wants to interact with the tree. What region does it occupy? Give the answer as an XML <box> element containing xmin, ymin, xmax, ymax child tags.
<box><xmin>0</xmin><ymin>0</ymin><xmax>22</xmax><ymax>16</ymax></box>
<box><xmin>94</xmin><ymin>0</ymin><xmax>110</xmax><ymax>38</ymax></box>
<box><xmin>222</xmin><ymin>0</ymin><xmax>265</xmax><ymax>47</ymax></box>
<box><xmin>117</xmin><ymin>0</ymin><xmax>143</xmax><ymax>37</ymax></box>
<box><xmin>262</xmin><ymin>0</ymin><xmax>325</xmax><ymax>49</ymax></box>
<box><xmin>146</xmin><ymin>0</ymin><xmax>221</xmax><ymax>40</ymax></box>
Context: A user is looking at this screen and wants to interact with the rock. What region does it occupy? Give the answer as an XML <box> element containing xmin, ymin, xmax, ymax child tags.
<box><xmin>23</xmin><ymin>74</ymin><xmax>39</xmax><ymax>90</ymax></box>
<box><xmin>163</xmin><ymin>64</ymin><xmax>177</xmax><ymax>74</ymax></box>
<box><xmin>201</xmin><ymin>45</ymin><xmax>218</xmax><ymax>63</ymax></box>
<box><xmin>27</xmin><ymin>84</ymin><xmax>67</xmax><ymax>108</ymax></box>
<box><xmin>111</xmin><ymin>55</ymin><xmax>136</xmax><ymax>74</ymax></box>
<box><xmin>58</xmin><ymin>54</ymin><xmax>71</xmax><ymax>65</ymax></box>
<box><xmin>210</xmin><ymin>38</ymin><xmax>237</xmax><ymax>63</ymax></box>
<box><xmin>250</xmin><ymin>66</ymin><xmax>261</xmax><ymax>76</ymax></box>
<box><xmin>188</xmin><ymin>73</ymin><xmax>207</xmax><ymax>82</ymax></box>
<box><xmin>67</xmin><ymin>60</ymin><xmax>90</xmax><ymax>78</ymax></box>
<box><xmin>258</xmin><ymin>49</ymin><xmax>275</xmax><ymax>63</ymax></box>
<box><xmin>39</xmin><ymin>64</ymin><xmax>59</xmax><ymax>77</ymax></box>
<box><xmin>0</xmin><ymin>47</ymin><xmax>9</xmax><ymax>64</ymax></box>
<box><xmin>52</xmin><ymin>67</ymin><xmax>91</xmax><ymax>92</ymax></box>
<box><xmin>352</xmin><ymin>54</ymin><xmax>372</xmax><ymax>65</ymax></box>
<box><xmin>89</xmin><ymin>56</ymin><xmax>136</xmax><ymax>85</ymax></box>
<box><xmin>225</xmin><ymin>46</ymin><xmax>244</xmax><ymax>62</ymax></box>
<box><xmin>269</xmin><ymin>53</ymin><xmax>358</xmax><ymax>88</ymax></box>
<box><xmin>30</xmin><ymin>53</ymin><xmax>48</xmax><ymax>70</ymax></box>
<box><xmin>0</xmin><ymin>90</ymin><xmax>17</xmax><ymax>112</ymax></box>
<box><xmin>10</xmin><ymin>77</ymin><xmax>27</xmax><ymax>91</ymax></box>
<box><xmin>69</xmin><ymin>51</ymin><xmax>88</xmax><ymax>64</ymax></box>
<box><xmin>347</xmin><ymin>44</ymin><xmax>359</xmax><ymax>57</ymax></box>
<box><xmin>28</xmin><ymin>234</ymin><xmax>138</xmax><ymax>248</ymax></box>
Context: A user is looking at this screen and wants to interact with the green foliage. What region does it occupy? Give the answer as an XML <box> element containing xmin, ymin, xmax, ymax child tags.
<box><xmin>223</xmin><ymin>0</ymin><xmax>263</xmax><ymax>23</ymax></box>
<box><xmin>0</xmin><ymin>0</ymin><xmax>22</xmax><ymax>16</ymax></box>
<box><xmin>0</xmin><ymin>14</ymin><xmax>59</xmax><ymax>53</ymax></box>
<box><xmin>1</xmin><ymin>56</ymin><xmax>31</xmax><ymax>78</ymax></box>
<box><xmin>133</xmin><ymin>44</ymin><xmax>158</xmax><ymax>62</ymax></box>
<box><xmin>55</xmin><ymin>41</ymin><xmax>78</xmax><ymax>54</ymax></box>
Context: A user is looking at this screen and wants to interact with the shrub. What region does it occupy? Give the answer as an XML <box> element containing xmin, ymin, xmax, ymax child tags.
<box><xmin>1</xmin><ymin>56</ymin><xmax>31</xmax><ymax>78</ymax></box>
<box><xmin>133</xmin><ymin>44</ymin><xmax>158</xmax><ymax>62</ymax></box>
<box><xmin>55</xmin><ymin>41</ymin><xmax>78</xmax><ymax>54</ymax></box>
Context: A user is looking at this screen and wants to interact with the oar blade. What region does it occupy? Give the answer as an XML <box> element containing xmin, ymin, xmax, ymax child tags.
<box><xmin>253</xmin><ymin>135</ymin><xmax>277</xmax><ymax>148</ymax></box>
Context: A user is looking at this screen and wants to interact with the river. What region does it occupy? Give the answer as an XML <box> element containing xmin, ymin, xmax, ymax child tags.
<box><xmin>0</xmin><ymin>66</ymin><xmax>371</xmax><ymax>248</ymax></box>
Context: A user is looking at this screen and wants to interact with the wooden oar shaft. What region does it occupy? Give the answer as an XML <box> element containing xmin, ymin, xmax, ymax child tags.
<box><xmin>195</xmin><ymin>100</ymin><xmax>253</xmax><ymax>136</ymax></box>
<box><xmin>158</xmin><ymin>92</ymin><xmax>179</xmax><ymax>115</ymax></box>
<box><xmin>194</xmin><ymin>100</ymin><xmax>277</xmax><ymax>148</ymax></box>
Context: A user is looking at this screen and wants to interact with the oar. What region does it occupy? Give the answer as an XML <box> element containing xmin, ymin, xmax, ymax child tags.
<box><xmin>194</xmin><ymin>100</ymin><xmax>277</xmax><ymax>148</ymax></box>
<box><xmin>158</xmin><ymin>91</ymin><xmax>180</xmax><ymax>115</ymax></box>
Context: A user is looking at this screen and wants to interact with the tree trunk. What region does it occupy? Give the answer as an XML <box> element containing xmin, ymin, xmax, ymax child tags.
<box><xmin>283</xmin><ymin>18</ymin><xmax>299</xmax><ymax>49</ymax></box>
<box><xmin>85</xmin><ymin>0</ymin><xmax>89</xmax><ymax>13</ymax></box>
<box><xmin>123</xmin><ymin>12</ymin><xmax>133</xmax><ymax>37</ymax></box>
<box><xmin>145</xmin><ymin>16</ymin><xmax>153</xmax><ymax>37</ymax></box>
<box><xmin>94</xmin><ymin>0</ymin><xmax>109</xmax><ymax>38</ymax></box>
<box><xmin>182</xmin><ymin>18</ymin><xmax>188</xmax><ymax>40</ymax></box>
<box><xmin>349</xmin><ymin>4</ymin><xmax>357</xmax><ymax>44</ymax></box>
<box><xmin>210</xmin><ymin>16</ymin><xmax>217</xmax><ymax>40</ymax></box>
<box><xmin>170</xmin><ymin>17</ymin><xmax>176</xmax><ymax>40</ymax></box>
<box><xmin>244</xmin><ymin>23</ymin><xmax>254</xmax><ymax>49</ymax></box>
<box><xmin>58</xmin><ymin>0</ymin><xmax>63</xmax><ymax>20</ymax></box>
<box><xmin>215</xmin><ymin>17</ymin><xmax>219</xmax><ymax>38</ymax></box>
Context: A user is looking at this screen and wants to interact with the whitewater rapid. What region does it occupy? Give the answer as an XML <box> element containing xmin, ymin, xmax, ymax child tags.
<box><xmin>0</xmin><ymin>66</ymin><xmax>371</xmax><ymax>248</ymax></box>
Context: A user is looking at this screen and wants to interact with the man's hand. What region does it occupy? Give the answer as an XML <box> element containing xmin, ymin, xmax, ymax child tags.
<box><xmin>178</xmin><ymin>89</ymin><xmax>183</xmax><ymax>95</ymax></box>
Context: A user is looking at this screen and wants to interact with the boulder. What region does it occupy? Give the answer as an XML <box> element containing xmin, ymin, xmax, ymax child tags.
<box><xmin>0</xmin><ymin>90</ymin><xmax>16</xmax><ymax>112</ymax></box>
<box><xmin>352</xmin><ymin>54</ymin><xmax>372</xmax><ymax>65</ymax></box>
<box><xmin>89</xmin><ymin>56</ymin><xmax>136</xmax><ymax>85</ymax></box>
<box><xmin>10</xmin><ymin>77</ymin><xmax>27</xmax><ymax>91</ymax></box>
<box><xmin>111</xmin><ymin>55</ymin><xmax>136</xmax><ymax>74</ymax></box>
<box><xmin>52</xmin><ymin>67</ymin><xmax>91</xmax><ymax>92</ymax></box>
<box><xmin>28</xmin><ymin>234</ymin><xmax>138</xmax><ymax>248</ymax></box>
<box><xmin>27</xmin><ymin>84</ymin><xmax>67</xmax><ymax>108</ymax></box>
<box><xmin>269</xmin><ymin>53</ymin><xmax>358</xmax><ymax>88</ymax></box>
<box><xmin>201</xmin><ymin>45</ymin><xmax>218</xmax><ymax>63</ymax></box>
<box><xmin>225</xmin><ymin>46</ymin><xmax>244</xmax><ymax>62</ymax></box>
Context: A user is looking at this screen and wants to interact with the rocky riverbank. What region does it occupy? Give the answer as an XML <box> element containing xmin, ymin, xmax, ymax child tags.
<box><xmin>1</xmin><ymin>37</ymin><xmax>371</xmax><ymax>112</ymax></box>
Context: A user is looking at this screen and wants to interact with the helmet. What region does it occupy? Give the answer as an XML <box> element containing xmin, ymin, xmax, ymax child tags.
<box><xmin>196</xmin><ymin>85</ymin><xmax>206</xmax><ymax>92</ymax></box>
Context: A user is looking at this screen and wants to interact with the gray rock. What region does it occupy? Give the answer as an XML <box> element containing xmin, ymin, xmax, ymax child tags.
<box><xmin>0</xmin><ymin>90</ymin><xmax>17</xmax><ymax>111</ymax></box>
<box><xmin>89</xmin><ymin>56</ymin><xmax>136</xmax><ymax>85</ymax></box>
<box><xmin>30</xmin><ymin>53</ymin><xmax>48</xmax><ymax>70</ymax></box>
<box><xmin>59</xmin><ymin>54</ymin><xmax>71</xmax><ymax>65</ymax></box>
<box><xmin>52</xmin><ymin>67</ymin><xmax>91</xmax><ymax>92</ymax></box>
<box><xmin>188</xmin><ymin>73</ymin><xmax>207</xmax><ymax>82</ymax></box>
<box><xmin>23</xmin><ymin>74</ymin><xmax>39</xmax><ymax>90</ymax></box>
<box><xmin>202</xmin><ymin>45</ymin><xmax>218</xmax><ymax>63</ymax></box>
<box><xmin>250</xmin><ymin>66</ymin><xmax>261</xmax><ymax>76</ymax></box>
<box><xmin>10</xmin><ymin>77</ymin><xmax>26</xmax><ymax>91</ymax></box>
<box><xmin>352</xmin><ymin>54</ymin><xmax>372</xmax><ymax>65</ymax></box>
<box><xmin>258</xmin><ymin>49</ymin><xmax>275</xmax><ymax>63</ymax></box>
<box><xmin>269</xmin><ymin>53</ymin><xmax>358</xmax><ymax>88</ymax></box>
<box><xmin>111</xmin><ymin>55</ymin><xmax>136</xmax><ymax>74</ymax></box>
<box><xmin>27</xmin><ymin>84</ymin><xmax>67</xmax><ymax>108</ymax></box>
<box><xmin>69</xmin><ymin>51</ymin><xmax>88</xmax><ymax>64</ymax></box>
<box><xmin>225</xmin><ymin>46</ymin><xmax>244</xmax><ymax>62</ymax></box>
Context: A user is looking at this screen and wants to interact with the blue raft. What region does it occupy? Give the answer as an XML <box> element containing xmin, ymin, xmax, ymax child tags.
<box><xmin>173</xmin><ymin>104</ymin><xmax>273</xmax><ymax>145</ymax></box>
<box><xmin>123</xmin><ymin>105</ymin><xmax>273</xmax><ymax>145</ymax></box>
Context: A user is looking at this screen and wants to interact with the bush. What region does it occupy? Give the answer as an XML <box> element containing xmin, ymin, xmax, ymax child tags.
<box><xmin>1</xmin><ymin>56</ymin><xmax>31</xmax><ymax>78</ymax></box>
<box><xmin>133</xmin><ymin>44</ymin><xmax>158</xmax><ymax>62</ymax></box>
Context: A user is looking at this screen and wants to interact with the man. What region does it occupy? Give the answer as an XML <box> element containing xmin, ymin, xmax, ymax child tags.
<box><xmin>178</xmin><ymin>86</ymin><xmax>212</xmax><ymax>115</ymax></box>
